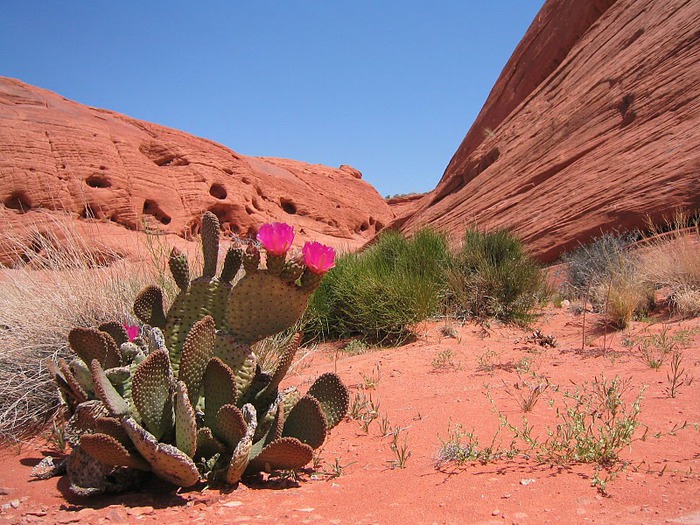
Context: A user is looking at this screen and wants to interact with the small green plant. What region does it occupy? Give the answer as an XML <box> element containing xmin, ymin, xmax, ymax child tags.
<box><xmin>446</xmin><ymin>228</ymin><xmax>545</xmax><ymax>325</ymax></box>
<box><xmin>665</xmin><ymin>351</ymin><xmax>689</xmax><ymax>398</ymax></box>
<box><xmin>538</xmin><ymin>376</ymin><xmax>644</xmax><ymax>466</ymax></box>
<box><xmin>349</xmin><ymin>391</ymin><xmax>369</xmax><ymax>420</ymax></box>
<box><xmin>350</xmin><ymin>392</ymin><xmax>381</xmax><ymax>433</ymax></box>
<box><xmin>360</xmin><ymin>364</ymin><xmax>382</xmax><ymax>390</ymax></box>
<box><xmin>636</xmin><ymin>330</ymin><xmax>674</xmax><ymax>369</ymax></box>
<box><xmin>312</xmin><ymin>457</ymin><xmax>355</xmax><ymax>480</ymax></box>
<box><xmin>436</xmin><ymin>421</ymin><xmax>508</xmax><ymax>467</ymax></box>
<box><xmin>378</xmin><ymin>413</ymin><xmax>392</xmax><ymax>436</ymax></box>
<box><xmin>476</xmin><ymin>349</ymin><xmax>499</xmax><ymax>373</ymax></box>
<box><xmin>388</xmin><ymin>426</ymin><xmax>412</xmax><ymax>469</ymax></box>
<box><xmin>503</xmin><ymin>373</ymin><xmax>550</xmax><ymax>413</ymax></box>
<box><xmin>342</xmin><ymin>339</ymin><xmax>369</xmax><ymax>355</ymax></box>
<box><xmin>432</xmin><ymin>348</ymin><xmax>460</xmax><ymax>371</ymax></box>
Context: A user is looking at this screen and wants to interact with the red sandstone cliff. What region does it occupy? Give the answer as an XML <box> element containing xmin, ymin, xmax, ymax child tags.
<box><xmin>0</xmin><ymin>77</ymin><xmax>393</xmax><ymax>265</ymax></box>
<box><xmin>400</xmin><ymin>0</ymin><xmax>700</xmax><ymax>261</ymax></box>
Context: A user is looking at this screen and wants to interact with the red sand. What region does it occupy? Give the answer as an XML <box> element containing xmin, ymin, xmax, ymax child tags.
<box><xmin>1</xmin><ymin>306</ymin><xmax>699</xmax><ymax>524</ymax></box>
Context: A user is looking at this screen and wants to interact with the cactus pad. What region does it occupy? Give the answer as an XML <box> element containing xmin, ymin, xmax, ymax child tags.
<box><xmin>69</xmin><ymin>327</ymin><xmax>122</xmax><ymax>369</ymax></box>
<box><xmin>214</xmin><ymin>404</ymin><xmax>247</xmax><ymax>449</ymax></box>
<box><xmin>122</xmin><ymin>418</ymin><xmax>200</xmax><ymax>487</ymax></box>
<box><xmin>94</xmin><ymin>417</ymin><xmax>131</xmax><ymax>446</ymax></box>
<box><xmin>178</xmin><ymin>315</ymin><xmax>215</xmax><ymax>406</ymax></box>
<box><xmin>58</xmin><ymin>359</ymin><xmax>88</xmax><ymax>404</ymax></box>
<box><xmin>131</xmin><ymin>350</ymin><xmax>173</xmax><ymax>441</ymax></box>
<box><xmin>133</xmin><ymin>285</ymin><xmax>167</xmax><ymax>329</ymax></box>
<box><xmin>282</xmin><ymin>395</ymin><xmax>328</xmax><ymax>449</ymax></box>
<box><xmin>174</xmin><ymin>382</ymin><xmax>197</xmax><ymax>458</ymax></box>
<box><xmin>307</xmin><ymin>372</ymin><xmax>350</xmax><ymax>429</ymax></box>
<box><xmin>201</xmin><ymin>211</ymin><xmax>220</xmax><ymax>278</ymax></box>
<box><xmin>90</xmin><ymin>360</ymin><xmax>129</xmax><ymax>417</ymax></box>
<box><xmin>213</xmin><ymin>333</ymin><xmax>256</xmax><ymax>396</ymax></box>
<box><xmin>80</xmin><ymin>433</ymin><xmax>151</xmax><ymax>471</ymax></box>
<box><xmin>227</xmin><ymin>273</ymin><xmax>310</xmax><ymax>344</ymax></box>
<box><xmin>98</xmin><ymin>321</ymin><xmax>129</xmax><ymax>347</ymax></box>
<box><xmin>168</xmin><ymin>247</ymin><xmax>190</xmax><ymax>291</ymax></box>
<box><xmin>195</xmin><ymin>427</ymin><xmax>226</xmax><ymax>459</ymax></box>
<box><xmin>248</xmin><ymin>437</ymin><xmax>313</xmax><ymax>473</ymax></box>
<box><xmin>220</xmin><ymin>246</ymin><xmax>243</xmax><ymax>283</ymax></box>
<box><xmin>225</xmin><ymin>404</ymin><xmax>257</xmax><ymax>484</ymax></box>
<box><xmin>203</xmin><ymin>358</ymin><xmax>238</xmax><ymax>430</ymax></box>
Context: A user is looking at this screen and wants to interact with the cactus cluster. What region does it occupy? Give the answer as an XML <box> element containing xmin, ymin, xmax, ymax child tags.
<box><xmin>50</xmin><ymin>212</ymin><xmax>348</xmax><ymax>496</ymax></box>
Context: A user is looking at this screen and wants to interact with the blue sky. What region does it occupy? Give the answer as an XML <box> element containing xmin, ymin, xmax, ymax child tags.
<box><xmin>1</xmin><ymin>1</ymin><xmax>544</xmax><ymax>197</ymax></box>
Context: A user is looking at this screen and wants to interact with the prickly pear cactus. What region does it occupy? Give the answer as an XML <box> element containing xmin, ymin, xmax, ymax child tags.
<box><xmin>49</xmin><ymin>213</ymin><xmax>348</xmax><ymax>495</ymax></box>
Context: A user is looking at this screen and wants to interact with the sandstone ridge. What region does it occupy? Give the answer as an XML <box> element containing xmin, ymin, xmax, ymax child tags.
<box><xmin>0</xmin><ymin>77</ymin><xmax>393</xmax><ymax>265</ymax></box>
<box><xmin>400</xmin><ymin>0</ymin><xmax>700</xmax><ymax>261</ymax></box>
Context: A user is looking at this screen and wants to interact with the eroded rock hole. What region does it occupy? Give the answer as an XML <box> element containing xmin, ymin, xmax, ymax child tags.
<box><xmin>280</xmin><ymin>198</ymin><xmax>297</xmax><ymax>215</ymax></box>
<box><xmin>618</xmin><ymin>94</ymin><xmax>636</xmax><ymax>127</ymax></box>
<box><xmin>209</xmin><ymin>183</ymin><xmax>227</xmax><ymax>200</ymax></box>
<box><xmin>4</xmin><ymin>191</ymin><xmax>32</xmax><ymax>213</ymax></box>
<box><xmin>139</xmin><ymin>142</ymin><xmax>190</xmax><ymax>167</ymax></box>
<box><xmin>142</xmin><ymin>199</ymin><xmax>172</xmax><ymax>225</ymax></box>
<box><xmin>86</xmin><ymin>174</ymin><xmax>112</xmax><ymax>189</ymax></box>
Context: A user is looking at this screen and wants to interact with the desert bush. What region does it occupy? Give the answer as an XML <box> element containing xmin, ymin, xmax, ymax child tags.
<box><xmin>592</xmin><ymin>270</ymin><xmax>655</xmax><ymax>329</ymax></box>
<box><xmin>562</xmin><ymin>232</ymin><xmax>656</xmax><ymax>328</ymax></box>
<box><xmin>639</xmin><ymin>214</ymin><xmax>700</xmax><ymax>317</ymax></box>
<box><xmin>0</xmin><ymin>223</ymin><xmax>164</xmax><ymax>442</ymax></box>
<box><xmin>445</xmin><ymin>228</ymin><xmax>544</xmax><ymax>324</ymax></box>
<box><xmin>305</xmin><ymin>229</ymin><xmax>450</xmax><ymax>345</ymax></box>
<box><xmin>561</xmin><ymin>232</ymin><xmax>637</xmax><ymax>297</ymax></box>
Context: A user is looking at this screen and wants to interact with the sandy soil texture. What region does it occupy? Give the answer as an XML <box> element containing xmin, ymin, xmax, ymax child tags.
<box><xmin>1</xmin><ymin>306</ymin><xmax>699</xmax><ymax>524</ymax></box>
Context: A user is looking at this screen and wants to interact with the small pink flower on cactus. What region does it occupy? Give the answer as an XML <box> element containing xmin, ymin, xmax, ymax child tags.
<box><xmin>257</xmin><ymin>222</ymin><xmax>295</xmax><ymax>256</ymax></box>
<box><xmin>302</xmin><ymin>241</ymin><xmax>336</xmax><ymax>274</ymax></box>
<box><xmin>124</xmin><ymin>324</ymin><xmax>140</xmax><ymax>342</ymax></box>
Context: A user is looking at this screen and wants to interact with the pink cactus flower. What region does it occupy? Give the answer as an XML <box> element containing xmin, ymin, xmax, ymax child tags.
<box><xmin>124</xmin><ymin>324</ymin><xmax>140</xmax><ymax>342</ymax></box>
<box><xmin>257</xmin><ymin>222</ymin><xmax>295</xmax><ymax>256</ymax></box>
<box><xmin>302</xmin><ymin>241</ymin><xmax>336</xmax><ymax>274</ymax></box>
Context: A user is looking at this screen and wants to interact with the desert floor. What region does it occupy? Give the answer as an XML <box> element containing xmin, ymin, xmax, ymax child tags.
<box><xmin>1</xmin><ymin>305</ymin><xmax>699</xmax><ymax>525</ymax></box>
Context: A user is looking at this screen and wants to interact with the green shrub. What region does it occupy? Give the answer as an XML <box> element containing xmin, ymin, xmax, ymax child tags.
<box><xmin>305</xmin><ymin>229</ymin><xmax>449</xmax><ymax>345</ymax></box>
<box><xmin>446</xmin><ymin>228</ymin><xmax>543</xmax><ymax>324</ymax></box>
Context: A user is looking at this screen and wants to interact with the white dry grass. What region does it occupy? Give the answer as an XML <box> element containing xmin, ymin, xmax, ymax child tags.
<box><xmin>0</xmin><ymin>216</ymin><xmax>168</xmax><ymax>442</ymax></box>
<box><xmin>639</xmin><ymin>215</ymin><xmax>700</xmax><ymax>317</ymax></box>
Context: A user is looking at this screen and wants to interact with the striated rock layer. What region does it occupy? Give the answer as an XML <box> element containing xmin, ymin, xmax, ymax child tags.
<box><xmin>0</xmin><ymin>77</ymin><xmax>393</xmax><ymax>265</ymax></box>
<box><xmin>399</xmin><ymin>0</ymin><xmax>700</xmax><ymax>261</ymax></box>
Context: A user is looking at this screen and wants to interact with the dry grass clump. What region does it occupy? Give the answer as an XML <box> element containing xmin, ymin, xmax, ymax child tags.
<box><xmin>639</xmin><ymin>214</ymin><xmax>700</xmax><ymax>317</ymax></box>
<box><xmin>562</xmin><ymin>232</ymin><xmax>652</xmax><ymax>329</ymax></box>
<box><xmin>594</xmin><ymin>277</ymin><xmax>654</xmax><ymax>329</ymax></box>
<box><xmin>0</xmin><ymin>218</ymin><xmax>166</xmax><ymax>443</ymax></box>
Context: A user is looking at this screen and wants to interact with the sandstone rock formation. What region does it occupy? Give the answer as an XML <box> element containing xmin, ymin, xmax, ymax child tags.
<box><xmin>399</xmin><ymin>0</ymin><xmax>700</xmax><ymax>261</ymax></box>
<box><xmin>0</xmin><ymin>77</ymin><xmax>393</xmax><ymax>266</ymax></box>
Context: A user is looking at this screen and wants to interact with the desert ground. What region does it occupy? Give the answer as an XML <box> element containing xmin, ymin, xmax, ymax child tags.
<box><xmin>1</xmin><ymin>305</ymin><xmax>698</xmax><ymax>525</ymax></box>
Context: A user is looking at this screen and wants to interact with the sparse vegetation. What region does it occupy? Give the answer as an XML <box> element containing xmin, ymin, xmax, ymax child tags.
<box><xmin>305</xmin><ymin>229</ymin><xmax>450</xmax><ymax>345</ymax></box>
<box><xmin>431</xmin><ymin>348</ymin><xmax>460</xmax><ymax>371</ymax></box>
<box><xmin>446</xmin><ymin>228</ymin><xmax>544</xmax><ymax>325</ymax></box>
<box><xmin>440</xmin><ymin>376</ymin><xmax>647</xmax><ymax>474</ymax></box>
<box><xmin>0</xmin><ymin>220</ymin><xmax>163</xmax><ymax>442</ymax></box>
<box><xmin>640</xmin><ymin>213</ymin><xmax>700</xmax><ymax>317</ymax></box>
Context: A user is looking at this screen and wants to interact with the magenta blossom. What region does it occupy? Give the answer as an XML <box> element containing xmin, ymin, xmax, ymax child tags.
<box><xmin>257</xmin><ymin>222</ymin><xmax>295</xmax><ymax>256</ymax></box>
<box><xmin>124</xmin><ymin>324</ymin><xmax>140</xmax><ymax>342</ymax></box>
<box><xmin>302</xmin><ymin>241</ymin><xmax>336</xmax><ymax>274</ymax></box>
